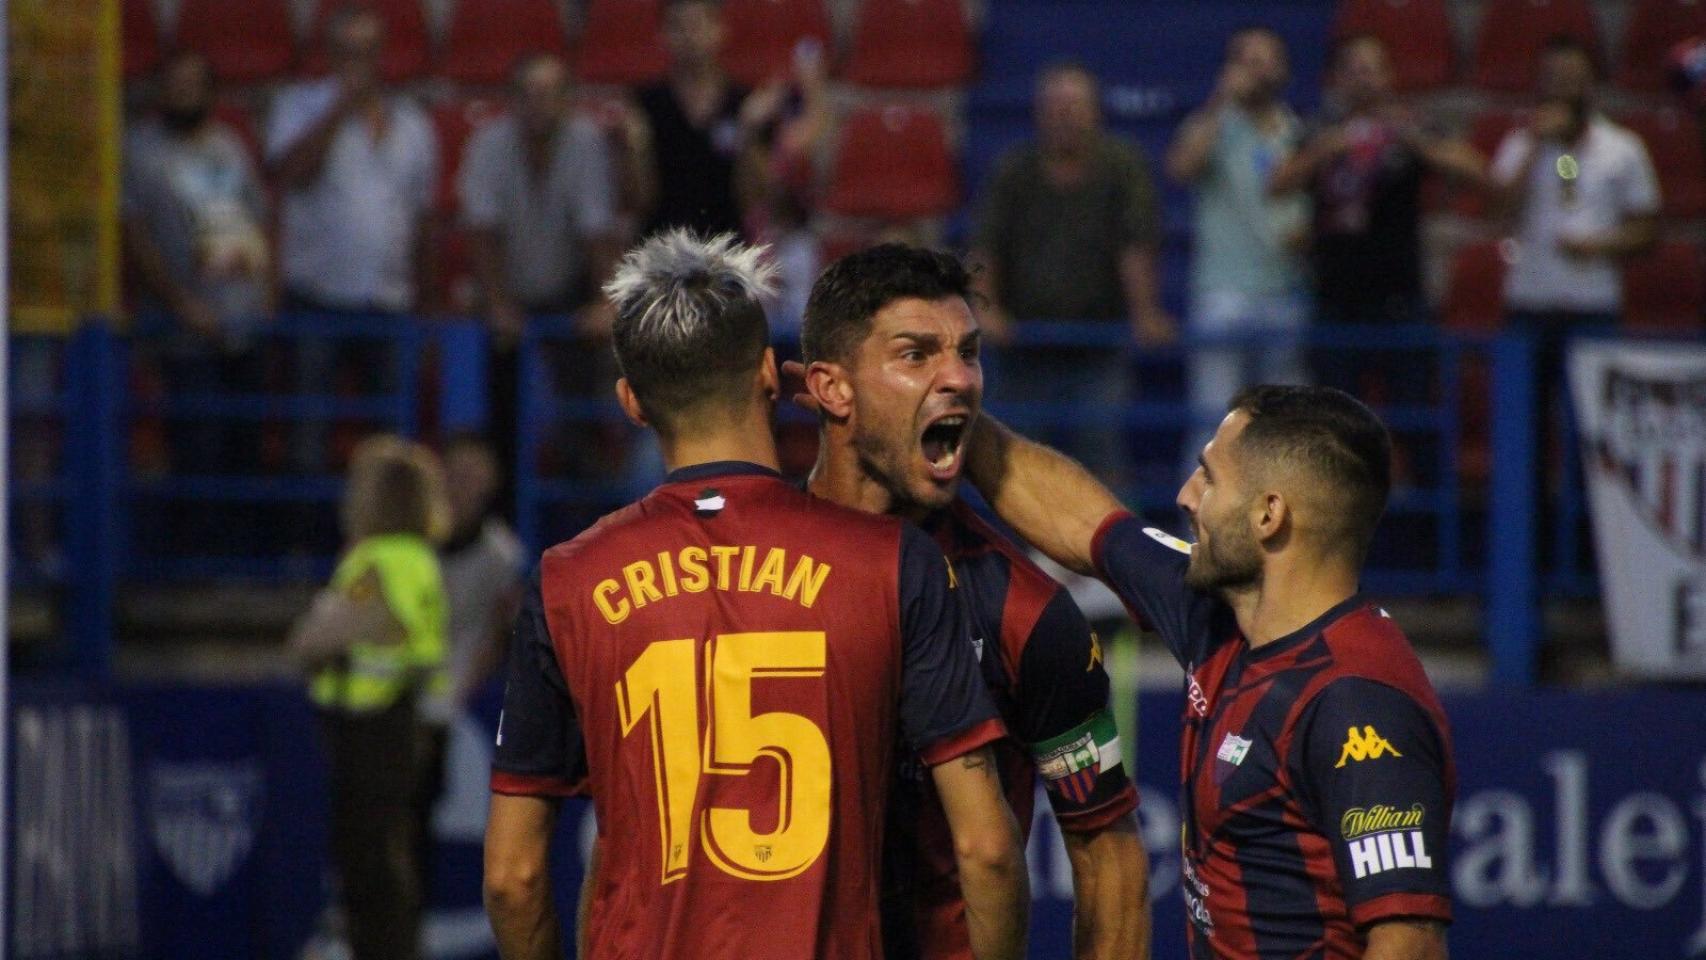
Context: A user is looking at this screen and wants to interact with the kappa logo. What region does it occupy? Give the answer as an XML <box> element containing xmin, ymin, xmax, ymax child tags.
<box><xmin>1087</xmin><ymin>630</ymin><xmax>1103</xmax><ymax>672</ymax></box>
<box><xmin>1336</xmin><ymin>726</ymin><xmax>1402</xmax><ymax>768</ymax></box>
<box><xmin>149</xmin><ymin>762</ymin><xmax>264</xmax><ymax>897</ymax></box>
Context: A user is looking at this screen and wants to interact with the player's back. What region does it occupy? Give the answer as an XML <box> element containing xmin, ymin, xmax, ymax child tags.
<box><xmin>538</xmin><ymin>463</ymin><xmax>971</xmax><ymax>960</ymax></box>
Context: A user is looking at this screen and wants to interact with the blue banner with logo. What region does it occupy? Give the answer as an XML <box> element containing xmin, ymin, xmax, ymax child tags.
<box><xmin>9</xmin><ymin>681</ymin><xmax>1706</xmax><ymax>959</ymax></box>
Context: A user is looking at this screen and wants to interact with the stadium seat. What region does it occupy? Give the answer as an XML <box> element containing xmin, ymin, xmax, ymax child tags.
<box><xmin>1471</xmin><ymin>0</ymin><xmax>1601</xmax><ymax>93</ymax></box>
<box><xmin>301</xmin><ymin>0</ymin><xmax>431</xmax><ymax>83</ymax></box>
<box><xmin>1332</xmin><ymin>0</ymin><xmax>1455</xmax><ymax>91</ymax></box>
<box><xmin>1625</xmin><ymin>240</ymin><xmax>1705</xmax><ymax>330</ymax></box>
<box><xmin>719</xmin><ymin>0</ymin><xmax>831</xmax><ymax>89</ymax></box>
<box><xmin>574</xmin><ymin>0</ymin><xmax>669</xmax><ymax>85</ymax></box>
<box><xmin>824</xmin><ymin>106</ymin><xmax>958</xmax><ymax>219</ymax></box>
<box><xmin>439</xmin><ymin>0</ymin><xmax>571</xmax><ymax>85</ymax></box>
<box><xmin>1443</xmin><ymin>240</ymin><xmax>1511</xmax><ymax>333</ymax></box>
<box><xmin>841</xmin><ymin>0</ymin><xmax>974</xmax><ymax>88</ymax></box>
<box><xmin>173</xmin><ymin>0</ymin><xmax>296</xmax><ymax>83</ymax></box>
<box><xmin>1617</xmin><ymin>0</ymin><xmax>1706</xmax><ymax>93</ymax></box>
<box><xmin>123</xmin><ymin>0</ymin><xmax>162</xmax><ymax>80</ymax></box>
<box><xmin>430</xmin><ymin>97</ymin><xmax>507</xmax><ymax>215</ymax></box>
<box><xmin>1616</xmin><ymin>108</ymin><xmax>1706</xmax><ymax>220</ymax></box>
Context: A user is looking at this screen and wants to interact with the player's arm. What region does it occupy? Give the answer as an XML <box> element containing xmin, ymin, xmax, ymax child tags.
<box><xmin>484</xmin><ymin>794</ymin><xmax>563</xmax><ymax>960</ymax></box>
<box><xmin>1363</xmin><ymin>919</ymin><xmax>1448</xmax><ymax>960</ymax></box>
<box><xmin>1013</xmin><ymin>590</ymin><xmax>1148</xmax><ymax>959</ymax></box>
<box><xmin>931</xmin><ymin>747</ymin><xmax>1030</xmax><ymax>960</ymax></box>
<box><xmin>1291</xmin><ymin>678</ymin><xmax>1454</xmax><ymax>940</ymax></box>
<box><xmin>577</xmin><ymin>835</ymin><xmax>603</xmax><ymax>960</ymax></box>
<box><xmin>895</xmin><ymin>525</ymin><xmax>1029</xmax><ymax>960</ymax></box>
<box><xmin>286</xmin><ymin>569</ymin><xmax>405</xmax><ymax>668</ymax></box>
<box><xmin>964</xmin><ymin>415</ymin><xmax>1127</xmax><ymax>576</ymax></box>
<box><xmin>1062</xmin><ymin>815</ymin><xmax>1150</xmax><ymax>960</ymax></box>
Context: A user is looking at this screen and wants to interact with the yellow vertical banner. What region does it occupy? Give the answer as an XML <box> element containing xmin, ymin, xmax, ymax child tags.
<box><xmin>8</xmin><ymin>0</ymin><xmax>122</xmax><ymax>334</ymax></box>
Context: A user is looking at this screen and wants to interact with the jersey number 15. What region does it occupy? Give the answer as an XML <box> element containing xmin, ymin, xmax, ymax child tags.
<box><xmin>617</xmin><ymin>632</ymin><xmax>832</xmax><ymax>885</ymax></box>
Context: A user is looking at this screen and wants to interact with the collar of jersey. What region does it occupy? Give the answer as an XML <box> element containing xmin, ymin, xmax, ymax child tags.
<box><xmin>663</xmin><ymin>460</ymin><xmax>782</xmax><ymax>485</ymax></box>
<box><xmin>1244</xmin><ymin>593</ymin><xmax>1366</xmax><ymax>661</ymax></box>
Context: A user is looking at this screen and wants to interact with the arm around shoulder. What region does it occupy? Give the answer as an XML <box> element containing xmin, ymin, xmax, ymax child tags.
<box><xmin>965</xmin><ymin>416</ymin><xmax>1128</xmax><ymax>576</ymax></box>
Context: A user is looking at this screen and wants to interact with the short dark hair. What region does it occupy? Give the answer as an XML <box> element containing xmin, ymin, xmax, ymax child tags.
<box><xmin>1226</xmin><ymin>24</ymin><xmax>1286</xmax><ymax>60</ymax></box>
<box><xmin>1540</xmin><ymin>33</ymin><xmax>1598</xmax><ymax>73</ymax></box>
<box><xmin>604</xmin><ymin>230</ymin><xmax>776</xmax><ymax>435</ymax></box>
<box><xmin>801</xmin><ymin>244</ymin><xmax>972</xmax><ymax>365</ymax></box>
<box><xmin>1228</xmin><ymin>385</ymin><xmax>1392</xmax><ymax>560</ymax></box>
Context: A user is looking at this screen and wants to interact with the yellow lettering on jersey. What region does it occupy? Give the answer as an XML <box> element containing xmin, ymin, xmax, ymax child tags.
<box><xmin>624</xmin><ymin>560</ymin><xmax>664</xmax><ymax>609</ymax></box>
<box><xmin>678</xmin><ymin>546</ymin><xmax>710</xmax><ymax>593</ymax></box>
<box><xmin>657</xmin><ymin>550</ymin><xmax>680</xmax><ymax>597</ymax></box>
<box><xmin>737</xmin><ymin>545</ymin><xmax>757</xmax><ymax>592</ymax></box>
<box><xmin>1335</xmin><ymin>726</ymin><xmax>1402</xmax><ymax>768</ymax></box>
<box><xmin>711</xmin><ymin>545</ymin><xmax>741</xmax><ymax>591</ymax></box>
<box><xmin>594</xmin><ymin>578</ymin><xmax>631</xmax><ymax>624</ymax></box>
<box><xmin>782</xmin><ymin>555</ymin><xmax>832</xmax><ymax>609</ymax></box>
<box><xmin>750</xmin><ymin>547</ymin><xmax>787</xmax><ymax>596</ymax></box>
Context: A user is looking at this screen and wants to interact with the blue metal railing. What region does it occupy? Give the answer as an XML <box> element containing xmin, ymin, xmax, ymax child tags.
<box><xmin>10</xmin><ymin>314</ymin><xmax>1666</xmax><ymax>685</ymax></box>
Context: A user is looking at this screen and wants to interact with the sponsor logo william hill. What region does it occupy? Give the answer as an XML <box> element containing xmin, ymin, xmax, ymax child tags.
<box><xmin>1340</xmin><ymin>803</ymin><xmax>1432</xmax><ymax>880</ymax></box>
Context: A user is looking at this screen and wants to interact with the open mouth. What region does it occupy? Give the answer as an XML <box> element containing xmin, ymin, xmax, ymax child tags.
<box><xmin>920</xmin><ymin>415</ymin><xmax>969</xmax><ymax>479</ymax></box>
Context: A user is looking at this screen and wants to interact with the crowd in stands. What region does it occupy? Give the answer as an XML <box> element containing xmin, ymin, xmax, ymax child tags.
<box><xmin>113</xmin><ymin>0</ymin><xmax>1705</xmax><ymax>561</ymax></box>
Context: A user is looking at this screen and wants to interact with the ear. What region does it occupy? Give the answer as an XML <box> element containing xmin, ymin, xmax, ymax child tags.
<box><xmin>804</xmin><ymin>359</ymin><xmax>855</xmax><ymax>421</ymax></box>
<box><xmin>615</xmin><ymin>377</ymin><xmax>649</xmax><ymax>428</ymax></box>
<box><xmin>1252</xmin><ymin>490</ymin><xmax>1289</xmax><ymax>545</ymax></box>
<box><xmin>757</xmin><ymin>347</ymin><xmax>779</xmax><ymax>402</ymax></box>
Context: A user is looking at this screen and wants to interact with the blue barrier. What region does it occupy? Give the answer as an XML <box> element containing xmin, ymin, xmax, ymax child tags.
<box><xmin>12</xmin><ymin>678</ymin><xmax>1706</xmax><ymax>960</ymax></box>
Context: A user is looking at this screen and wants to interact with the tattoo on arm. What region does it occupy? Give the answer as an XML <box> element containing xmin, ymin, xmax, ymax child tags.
<box><xmin>961</xmin><ymin>747</ymin><xmax>997</xmax><ymax>774</ymax></box>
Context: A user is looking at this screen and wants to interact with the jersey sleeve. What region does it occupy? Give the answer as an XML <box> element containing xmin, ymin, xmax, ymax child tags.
<box><xmin>1090</xmin><ymin>511</ymin><xmax>1221</xmax><ymax>669</ymax></box>
<box><xmin>896</xmin><ymin>523</ymin><xmax>1007</xmax><ymax>766</ymax></box>
<box><xmin>1013</xmin><ymin>589</ymin><xmax>1138</xmax><ymax>832</ymax></box>
<box><xmin>490</xmin><ymin>570</ymin><xmax>588</xmax><ymax>797</ymax></box>
<box><xmin>1290</xmin><ymin>678</ymin><xmax>1453</xmax><ymax>929</ymax></box>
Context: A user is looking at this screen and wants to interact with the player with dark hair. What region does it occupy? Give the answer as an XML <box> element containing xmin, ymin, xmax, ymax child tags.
<box><xmin>962</xmin><ymin>386</ymin><xmax>1455</xmax><ymax>960</ymax></box>
<box><xmin>482</xmin><ymin>231</ymin><xmax>1028</xmax><ymax>960</ymax></box>
<box><xmin>799</xmin><ymin>243</ymin><xmax>1150</xmax><ymax>960</ymax></box>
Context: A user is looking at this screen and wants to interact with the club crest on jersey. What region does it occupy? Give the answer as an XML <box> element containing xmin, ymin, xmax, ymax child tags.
<box><xmin>1335</xmin><ymin>725</ymin><xmax>1402</xmax><ymax>768</ymax></box>
<box><xmin>1036</xmin><ymin>714</ymin><xmax>1121</xmax><ymax>806</ymax></box>
<box><xmin>1214</xmin><ymin>732</ymin><xmax>1253</xmax><ymax>784</ymax></box>
<box><xmin>694</xmin><ymin>489</ymin><xmax>726</xmax><ymax>516</ymax></box>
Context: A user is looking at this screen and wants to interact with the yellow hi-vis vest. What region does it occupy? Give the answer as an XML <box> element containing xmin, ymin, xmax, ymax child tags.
<box><xmin>309</xmin><ymin>533</ymin><xmax>448</xmax><ymax>713</ymax></box>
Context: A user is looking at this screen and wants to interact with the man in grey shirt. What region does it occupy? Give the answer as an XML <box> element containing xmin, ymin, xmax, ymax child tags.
<box><xmin>459</xmin><ymin>54</ymin><xmax>622</xmax><ymax>496</ymax></box>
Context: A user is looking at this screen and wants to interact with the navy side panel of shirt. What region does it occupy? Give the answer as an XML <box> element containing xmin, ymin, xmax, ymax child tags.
<box><xmin>492</xmin><ymin>567</ymin><xmax>586</xmax><ymax>795</ymax></box>
<box><xmin>895</xmin><ymin>522</ymin><xmax>1006</xmax><ymax>763</ymax></box>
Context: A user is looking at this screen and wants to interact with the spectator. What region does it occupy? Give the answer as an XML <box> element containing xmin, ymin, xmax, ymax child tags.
<box><xmin>459</xmin><ymin>53</ymin><xmax>622</xmax><ymax>503</ymax></box>
<box><xmin>969</xmin><ymin>62</ymin><xmax>1172</xmax><ymax>488</ymax></box>
<box><xmin>1489</xmin><ymin>36</ymin><xmax>1660</xmax><ymax>517</ymax></box>
<box><xmin>627</xmin><ymin>0</ymin><xmax>779</xmax><ymax>239</ymax></box>
<box><xmin>288</xmin><ymin>435</ymin><xmax>449</xmax><ymax>960</ymax></box>
<box><xmin>266</xmin><ymin>5</ymin><xmax>437</xmax><ymax>471</ymax></box>
<box><xmin>1166</xmin><ymin>26</ymin><xmax>1311</xmax><ymax>469</ymax></box>
<box><xmin>1269</xmin><ymin>34</ymin><xmax>1484</xmax><ymax>405</ymax></box>
<box><xmin>123</xmin><ymin>51</ymin><xmax>271</xmax><ymax>472</ymax></box>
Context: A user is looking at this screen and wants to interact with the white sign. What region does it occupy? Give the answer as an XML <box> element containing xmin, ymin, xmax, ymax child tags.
<box><xmin>1569</xmin><ymin>340</ymin><xmax>1706</xmax><ymax>677</ymax></box>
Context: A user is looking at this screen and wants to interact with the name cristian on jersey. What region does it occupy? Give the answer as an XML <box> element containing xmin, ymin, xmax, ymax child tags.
<box><xmin>592</xmin><ymin>545</ymin><xmax>833</xmax><ymax>624</ymax></box>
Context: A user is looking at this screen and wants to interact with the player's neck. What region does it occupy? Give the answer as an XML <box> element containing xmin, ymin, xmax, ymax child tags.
<box><xmin>805</xmin><ymin>441</ymin><xmax>901</xmax><ymax>518</ymax></box>
<box><xmin>1230</xmin><ymin>557</ymin><xmax>1361</xmax><ymax>650</ymax></box>
<box><xmin>657</xmin><ymin>410</ymin><xmax>782</xmax><ymax>476</ymax></box>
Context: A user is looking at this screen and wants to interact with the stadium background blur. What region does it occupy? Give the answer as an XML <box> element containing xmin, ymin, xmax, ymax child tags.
<box><xmin>6</xmin><ymin>0</ymin><xmax>1706</xmax><ymax>958</ymax></box>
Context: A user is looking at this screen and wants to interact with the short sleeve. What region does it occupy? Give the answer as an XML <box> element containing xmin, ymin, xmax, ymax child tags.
<box><xmin>571</xmin><ymin>123</ymin><xmax>618</xmax><ymax>236</ymax></box>
<box><xmin>1488</xmin><ymin>129</ymin><xmax>1532</xmax><ymax>188</ymax></box>
<box><xmin>1290</xmin><ymin>678</ymin><xmax>1453</xmax><ymax>929</ymax></box>
<box><xmin>1014</xmin><ymin>589</ymin><xmax>1137</xmax><ymax>831</ymax></box>
<box><xmin>264</xmin><ymin>82</ymin><xmax>337</xmax><ymax>163</ymax></box>
<box><xmin>1114</xmin><ymin>142</ymin><xmax>1162</xmax><ymax>249</ymax></box>
<box><xmin>1091</xmin><ymin>512</ymin><xmax>1224</xmax><ymax>669</ymax></box>
<box><xmin>491</xmin><ymin>570</ymin><xmax>588</xmax><ymax>797</ymax></box>
<box><xmin>1617</xmin><ymin>134</ymin><xmax>1662</xmax><ymax>217</ymax></box>
<box><xmin>896</xmin><ymin>524</ymin><xmax>1006</xmax><ymax>765</ymax></box>
<box><xmin>458</xmin><ymin>126</ymin><xmax>502</xmax><ymax>228</ymax></box>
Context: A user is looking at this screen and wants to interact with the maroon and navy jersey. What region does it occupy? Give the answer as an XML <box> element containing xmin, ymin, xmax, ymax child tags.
<box><xmin>1091</xmin><ymin>512</ymin><xmax>1455</xmax><ymax>960</ymax></box>
<box><xmin>491</xmin><ymin>462</ymin><xmax>1004</xmax><ymax>960</ymax></box>
<box><xmin>883</xmin><ymin>499</ymin><xmax>1138</xmax><ymax>960</ymax></box>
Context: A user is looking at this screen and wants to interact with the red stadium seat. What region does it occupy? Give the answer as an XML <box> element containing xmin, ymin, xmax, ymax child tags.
<box><xmin>1625</xmin><ymin>240</ymin><xmax>1706</xmax><ymax>330</ymax></box>
<box><xmin>1471</xmin><ymin>0</ymin><xmax>1601</xmax><ymax>92</ymax></box>
<box><xmin>430</xmin><ymin>97</ymin><xmax>507</xmax><ymax>215</ymax></box>
<box><xmin>824</xmin><ymin>106</ymin><xmax>958</xmax><ymax>219</ymax></box>
<box><xmin>124</xmin><ymin>0</ymin><xmax>162</xmax><ymax>80</ymax></box>
<box><xmin>1616</xmin><ymin>108</ymin><xmax>1706</xmax><ymax>220</ymax></box>
<box><xmin>301</xmin><ymin>0</ymin><xmax>431</xmax><ymax>82</ymax></box>
<box><xmin>720</xmin><ymin>0</ymin><xmax>831</xmax><ymax>88</ymax></box>
<box><xmin>439</xmin><ymin>0</ymin><xmax>570</xmax><ymax>85</ymax></box>
<box><xmin>1443</xmin><ymin>240</ymin><xmax>1511</xmax><ymax>333</ymax></box>
<box><xmin>841</xmin><ymin>0</ymin><xmax>973</xmax><ymax>88</ymax></box>
<box><xmin>574</xmin><ymin>0</ymin><xmax>670</xmax><ymax>85</ymax></box>
<box><xmin>1617</xmin><ymin>0</ymin><xmax>1706</xmax><ymax>93</ymax></box>
<box><xmin>174</xmin><ymin>0</ymin><xmax>297</xmax><ymax>83</ymax></box>
<box><xmin>1332</xmin><ymin>0</ymin><xmax>1455</xmax><ymax>91</ymax></box>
